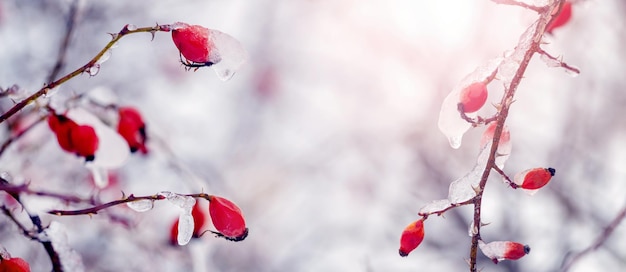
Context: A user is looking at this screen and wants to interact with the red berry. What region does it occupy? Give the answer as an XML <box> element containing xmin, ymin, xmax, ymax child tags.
<box><xmin>171</xmin><ymin>23</ymin><xmax>212</xmax><ymax>64</ymax></box>
<box><xmin>547</xmin><ymin>2</ymin><xmax>572</xmax><ymax>34</ymax></box>
<box><xmin>502</xmin><ymin>242</ymin><xmax>530</xmax><ymax>260</ymax></box>
<box><xmin>169</xmin><ymin>202</ymin><xmax>207</xmax><ymax>245</ymax></box>
<box><xmin>459</xmin><ymin>82</ymin><xmax>488</xmax><ymax>113</ymax></box>
<box><xmin>48</xmin><ymin>114</ymin><xmax>78</xmax><ymax>153</ymax></box>
<box><xmin>70</xmin><ymin>125</ymin><xmax>99</xmax><ymax>161</ymax></box>
<box><xmin>0</xmin><ymin>257</ymin><xmax>31</xmax><ymax>272</ymax></box>
<box><xmin>517</xmin><ymin>167</ymin><xmax>555</xmax><ymax>190</ymax></box>
<box><xmin>117</xmin><ymin>107</ymin><xmax>148</xmax><ymax>153</ymax></box>
<box><xmin>399</xmin><ymin>219</ymin><xmax>425</xmax><ymax>257</ymax></box>
<box><xmin>479</xmin><ymin>240</ymin><xmax>530</xmax><ymax>264</ymax></box>
<box><xmin>209</xmin><ymin>196</ymin><xmax>247</xmax><ymax>241</ymax></box>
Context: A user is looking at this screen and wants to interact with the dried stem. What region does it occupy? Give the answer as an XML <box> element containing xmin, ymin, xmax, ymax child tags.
<box><xmin>46</xmin><ymin>0</ymin><xmax>82</xmax><ymax>83</ymax></box>
<box><xmin>492</xmin><ymin>164</ymin><xmax>517</xmax><ymax>189</ymax></box>
<box><xmin>0</xmin><ymin>182</ymin><xmax>95</xmax><ymax>205</ymax></box>
<box><xmin>0</xmin><ymin>24</ymin><xmax>171</xmax><ymax>125</ymax></box>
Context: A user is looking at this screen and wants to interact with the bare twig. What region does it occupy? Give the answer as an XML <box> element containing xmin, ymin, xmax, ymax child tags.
<box><xmin>0</xmin><ymin>24</ymin><xmax>172</xmax><ymax>125</ymax></box>
<box><xmin>418</xmin><ymin>198</ymin><xmax>475</xmax><ymax>218</ymax></box>
<box><xmin>0</xmin><ymin>182</ymin><xmax>95</xmax><ymax>205</ymax></box>
<box><xmin>538</xmin><ymin>48</ymin><xmax>581</xmax><ymax>75</ymax></box>
<box><xmin>490</xmin><ymin>0</ymin><xmax>548</xmax><ymax>13</ymax></box>
<box><xmin>46</xmin><ymin>0</ymin><xmax>82</xmax><ymax>83</ymax></box>
<box><xmin>492</xmin><ymin>164</ymin><xmax>518</xmax><ymax>189</ymax></box>
<box><xmin>0</xmin><ymin>114</ymin><xmax>47</xmax><ymax>157</ymax></box>
<box><xmin>48</xmin><ymin>193</ymin><xmax>166</xmax><ymax>216</ymax></box>
<box><xmin>560</xmin><ymin>205</ymin><xmax>626</xmax><ymax>271</ymax></box>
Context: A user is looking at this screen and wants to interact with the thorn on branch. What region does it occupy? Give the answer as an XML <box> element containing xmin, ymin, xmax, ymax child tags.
<box><xmin>538</xmin><ymin>48</ymin><xmax>581</xmax><ymax>75</ymax></box>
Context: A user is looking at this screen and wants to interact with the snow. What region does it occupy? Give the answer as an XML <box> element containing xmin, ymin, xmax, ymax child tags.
<box><xmin>43</xmin><ymin>222</ymin><xmax>85</xmax><ymax>272</ymax></box>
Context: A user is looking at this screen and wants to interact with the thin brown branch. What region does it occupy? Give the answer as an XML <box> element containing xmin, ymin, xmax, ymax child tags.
<box><xmin>0</xmin><ymin>24</ymin><xmax>172</xmax><ymax>125</ymax></box>
<box><xmin>538</xmin><ymin>47</ymin><xmax>581</xmax><ymax>75</ymax></box>
<box><xmin>492</xmin><ymin>164</ymin><xmax>518</xmax><ymax>189</ymax></box>
<box><xmin>468</xmin><ymin>1</ymin><xmax>565</xmax><ymax>270</ymax></box>
<box><xmin>490</xmin><ymin>0</ymin><xmax>548</xmax><ymax>12</ymax></box>
<box><xmin>48</xmin><ymin>193</ymin><xmax>166</xmax><ymax>216</ymax></box>
<box><xmin>561</xmin><ymin>205</ymin><xmax>626</xmax><ymax>271</ymax></box>
<box><xmin>46</xmin><ymin>0</ymin><xmax>82</xmax><ymax>83</ymax></box>
<box><xmin>0</xmin><ymin>114</ymin><xmax>47</xmax><ymax>157</ymax></box>
<box><xmin>0</xmin><ymin>182</ymin><xmax>95</xmax><ymax>205</ymax></box>
<box><xmin>418</xmin><ymin>199</ymin><xmax>475</xmax><ymax>218</ymax></box>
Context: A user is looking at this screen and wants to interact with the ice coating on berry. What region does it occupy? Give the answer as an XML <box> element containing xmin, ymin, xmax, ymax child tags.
<box><xmin>438</xmin><ymin>57</ymin><xmax>503</xmax><ymax>149</ymax></box>
<box><xmin>479</xmin><ymin>240</ymin><xmax>530</xmax><ymax>264</ymax></box>
<box><xmin>459</xmin><ymin>82</ymin><xmax>488</xmax><ymax>113</ymax></box>
<box><xmin>171</xmin><ymin>23</ymin><xmax>212</xmax><ymax>63</ymax></box>
<box><xmin>514</xmin><ymin>167</ymin><xmax>555</xmax><ymax>192</ymax></box>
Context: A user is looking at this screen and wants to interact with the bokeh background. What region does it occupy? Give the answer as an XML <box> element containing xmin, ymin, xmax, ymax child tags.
<box><xmin>0</xmin><ymin>0</ymin><xmax>625</xmax><ymax>271</ymax></box>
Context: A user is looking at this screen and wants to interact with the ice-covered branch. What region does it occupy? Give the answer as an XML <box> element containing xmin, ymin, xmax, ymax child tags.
<box><xmin>0</xmin><ymin>24</ymin><xmax>171</xmax><ymax>125</ymax></box>
<box><xmin>48</xmin><ymin>193</ymin><xmax>167</xmax><ymax>216</ymax></box>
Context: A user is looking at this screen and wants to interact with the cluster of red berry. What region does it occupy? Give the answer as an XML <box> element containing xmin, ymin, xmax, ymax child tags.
<box><xmin>47</xmin><ymin>106</ymin><xmax>147</xmax><ymax>161</ymax></box>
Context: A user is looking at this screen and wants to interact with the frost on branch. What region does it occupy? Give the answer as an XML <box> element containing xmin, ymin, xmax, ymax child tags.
<box><xmin>480</xmin><ymin>122</ymin><xmax>511</xmax><ymax>169</ymax></box>
<box><xmin>447</xmin><ymin>140</ymin><xmax>491</xmax><ymax>204</ymax></box>
<box><xmin>438</xmin><ymin>57</ymin><xmax>501</xmax><ymax>149</ymax></box>
<box><xmin>478</xmin><ymin>240</ymin><xmax>530</xmax><ymax>264</ymax></box>
<box><xmin>41</xmin><ymin>222</ymin><xmax>85</xmax><ymax>272</ymax></box>
<box><xmin>160</xmin><ymin>191</ymin><xmax>196</xmax><ymax>245</ymax></box>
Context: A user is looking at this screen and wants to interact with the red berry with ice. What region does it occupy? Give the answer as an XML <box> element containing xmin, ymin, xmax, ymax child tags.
<box><xmin>170</xmin><ymin>22</ymin><xmax>247</xmax><ymax>81</ymax></box>
<box><xmin>459</xmin><ymin>82</ymin><xmax>488</xmax><ymax>113</ymax></box>
<box><xmin>515</xmin><ymin>167</ymin><xmax>555</xmax><ymax>190</ymax></box>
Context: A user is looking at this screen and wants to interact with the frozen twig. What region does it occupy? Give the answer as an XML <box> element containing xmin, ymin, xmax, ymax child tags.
<box><xmin>47</xmin><ymin>192</ymin><xmax>214</xmax><ymax>216</ymax></box>
<box><xmin>467</xmin><ymin>1</ymin><xmax>567</xmax><ymax>271</ymax></box>
<box><xmin>0</xmin><ymin>24</ymin><xmax>172</xmax><ymax>125</ymax></box>
<box><xmin>538</xmin><ymin>48</ymin><xmax>581</xmax><ymax>74</ymax></box>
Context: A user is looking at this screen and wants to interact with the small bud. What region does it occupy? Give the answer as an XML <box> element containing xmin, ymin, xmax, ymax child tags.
<box><xmin>514</xmin><ymin>167</ymin><xmax>555</xmax><ymax>190</ymax></box>
<box><xmin>209</xmin><ymin>196</ymin><xmax>247</xmax><ymax>241</ymax></box>
<box><xmin>399</xmin><ymin>219</ymin><xmax>425</xmax><ymax>257</ymax></box>
<box><xmin>459</xmin><ymin>82</ymin><xmax>488</xmax><ymax>113</ymax></box>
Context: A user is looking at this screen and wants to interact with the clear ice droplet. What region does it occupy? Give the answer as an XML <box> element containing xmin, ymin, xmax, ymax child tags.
<box><xmin>126</xmin><ymin>199</ymin><xmax>154</xmax><ymax>212</ymax></box>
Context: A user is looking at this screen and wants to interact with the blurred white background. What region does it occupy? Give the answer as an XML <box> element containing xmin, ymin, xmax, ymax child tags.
<box><xmin>0</xmin><ymin>0</ymin><xmax>625</xmax><ymax>271</ymax></box>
